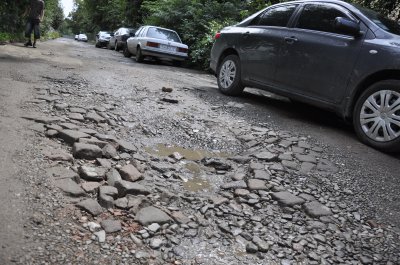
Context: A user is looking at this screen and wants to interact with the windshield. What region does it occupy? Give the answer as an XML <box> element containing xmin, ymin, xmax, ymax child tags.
<box><xmin>146</xmin><ymin>27</ymin><xmax>181</xmax><ymax>43</ymax></box>
<box><xmin>354</xmin><ymin>4</ymin><xmax>400</xmax><ymax>35</ymax></box>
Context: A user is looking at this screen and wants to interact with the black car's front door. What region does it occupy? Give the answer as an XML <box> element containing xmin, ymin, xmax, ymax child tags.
<box><xmin>240</xmin><ymin>4</ymin><xmax>299</xmax><ymax>86</ymax></box>
<box><xmin>276</xmin><ymin>3</ymin><xmax>364</xmax><ymax>103</ymax></box>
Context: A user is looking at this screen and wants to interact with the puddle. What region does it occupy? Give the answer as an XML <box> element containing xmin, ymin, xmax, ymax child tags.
<box><xmin>145</xmin><ymin>143</ymin><xmax>230</xmax><ymax>161</ymax></box>
<box><xmin>184</xmin><ymin>162</ymin><xmax>202</xmax><ymax>176</ymax></box>
<box><xmin>183</xmin><ymin>177</ymin><xmax>211</xmax><ymax>192</ymax></box>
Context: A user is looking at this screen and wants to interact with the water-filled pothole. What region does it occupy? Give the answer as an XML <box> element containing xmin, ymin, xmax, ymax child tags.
<box><xmin>145</xmin><ymin>143</ymin><xmax>230</xmax><ymax>161</ymax></box>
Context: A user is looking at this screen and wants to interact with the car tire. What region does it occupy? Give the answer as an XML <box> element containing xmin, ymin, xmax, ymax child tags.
<box><xmin>353</xmin><ymin>80</ymin><xmax>400</xmax><ymax>153</ymax></box>
<box><xmin>217</xmin><ymin>55</ymin><xmax>244</xmax><ymax>96</ymax></box>
<box><xmin>136</xmin><ymin>47</ymin><xmax>144</xmax><ymax>63</ymax></box>
<box><xmin>123</xmin><ymin>46</ymin><xmax>131</xmax><ymax>58</ymax></box>
<box><xmin>115</xmin><ymin>41</ymin><xmax>120</xmax><ymax>51</ymax></box>
<box><xmin>173</xmin><ymin>60</ymin><xmax>182</xmax><ymax>67</ymax></box>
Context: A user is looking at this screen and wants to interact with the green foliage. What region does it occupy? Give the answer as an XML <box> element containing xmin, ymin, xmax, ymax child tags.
<box><xmin>67</xmin><ymin>0</ymin><xmax>400</xmax><ymax>69</ymax></box>
<box><xmin>0</xmin><ymin>0</ymin><xmax>64</xmax><ymax>42</ymax></box>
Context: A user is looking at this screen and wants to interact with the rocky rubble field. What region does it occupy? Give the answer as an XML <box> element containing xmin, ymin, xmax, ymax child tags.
<box><xmin>17</xmin><ymin>75</ymin><xmax>400</xmax><ymax>265</ymax></box>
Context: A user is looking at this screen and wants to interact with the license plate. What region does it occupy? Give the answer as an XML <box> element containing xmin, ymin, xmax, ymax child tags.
<box><xmin>160</xmin><ymin>44</ymin><xmax>176</xmax><ymax>52</ymax></box>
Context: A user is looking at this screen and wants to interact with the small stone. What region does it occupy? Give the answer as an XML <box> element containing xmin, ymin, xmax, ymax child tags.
<box><xmin>98</xmin><ymin>186</ymin><xmax>118</xmax><ymax>209</ymax></box>
<box><xmin>100</xmin><ymin>219</ymin><xmax>121</xmax><ymax>233</ymax></box>
<box><xmin>87</xmin><ymin>222</ymin><xmax>101</xmax><ymax>232</ymax></box>
<box><xmin>246</xmin><ymin>243</ymin><xmax>258</xmax><ymax>253</ymax></box>
<box><xmin>94</xmin><ymin>230</ymin><xmax>106</xmax><ymax>243</ymax></box>
<box><xmin>55</xmin><ymin>179</ymin><xmax>85</xmax><ymax>197</ymax></box>
<box><xmin>69</xmin><ymin>113</ymin><xmax>85</xmax><ymax>121</ymax></box>
<box><xmin>136</xmin><ymin>206</ymin><xmax>171</xmax><ymax>226</ymax></box>
<box><xmin>45</xmin><ymin>129</ymin><xmax>59</xmax><ymax>138</ymax></box>
<box><xmin>221</xmin><ymin>180</ymin><xmax>247</xmax><ymax>190</ymax></box>
<box><xmin>116</xmin><ymin>140</ymin><xmax>137</xmax><ymax>153</ymax></box>
<box><xmin>97</xmin><ymin>158</ymin><xmax>112</xmax><ymax>168</ymax></box>
<box><xmin>78</xmin><ymin>166</ymin><xmax>105</xmax><ymax>181</ymax></box>
<box><xmin>252</xmin><ymin>236</ymin><xmax>269</xmax><ymax>252</ymax></box>
<box><xmin>46</xmin><ymin>151</ymin><xmax>73</xmax><ymax>162</ymax></box>
<box><xmin>79</xmin><ymin>138</ymin><xmax>108</xmax><ymax>148</ymax></box>
<box><xmin>59</xmin><ymin>130</ymin><xmax>90</xmax><ymax>145</ymax></box>
<box><xmin>81</xmin><ymin>182</ymin><xmax>102</xmax><ymax>193</ymax></box>
<box><xmin>162</xmin><ymin>87</ymin><xmax>173</xmax><ymax>92</ymax></box>
<box><xmin>119</xmin><ymin>164</ymin><xmax>142</xmax><ymax>182</ymax></box>
<box><xmin>115</xmin><ymin>180</ymin><xmax>150</xmax><ymax>197</ymax></box>
<box><xmin>76</xmin><ymin>199</ymin><xmax>104</xmax><ymax>216</ymax></box>
<box><xmin>150</xmin><ymin>238</ymin><xmax>164</xmax><ymax>249</ymax></box>
<box><xmin>106</xmin><ymin>169</ymin><xmax>122</xmax><ymax>187</ymax></box>
<box><xmin>303</xmin><ymin>201</ymin><xmax>332</xmax><ymax>217</ymax></box>
<box><xmin>253</xmin><ymin>151</ymin><xmax>279</xmax><ymax>162</ymax></box>
<box><xmin>114</xmin><ymin>197</ymin><xmax>128</xmax><ymax>209</ymax></box>
<box><xmin>359</xmin><ymin>256</ymin><xmax>373</xmax><ymax>264</ymax></box>
<box><xmin>161</xmin><ymin>97</ymin><xmax>178</xmax><ymax>104</ymax></box>
<box><xmin>73</xmin><ymin>143</ymin><xmax>102</xmax><ymax>160</ymax></box>
<box><xmin>235</xmin><ymin>189</ymin><xmax>250</xmax><ymax>196</ymax></box>
<box><xmin>86</xmin><ymin>112</ymin><xmax>106</xmax><ymax>123</ymax></box>
<box><xmin>247</xmin><ymin>179</ymin><xmax>268</xmax><ymax>190</ymax></box>
<box><xmin>171</xmin><ymin>211</ymin><xmax>190</xmax><ymax>224</ymax></box>
<box><xmin>147</xmin><ymin>223</ymin><xmax>161</xmax><ymax>233</ymax></box>
<box><xmin>271</xmin><ymin>191</ymin><xmax>305</xmax><ymax>206</ymax></box>
<box><xmin>70</xmin><ymin>107</ymin><xmax>87</xmax><ymax>114</ymax></box>
<box><xmin>102</xmin><ymin>144</ymin><xmax>117</xmax><ymax>159</ymax></box>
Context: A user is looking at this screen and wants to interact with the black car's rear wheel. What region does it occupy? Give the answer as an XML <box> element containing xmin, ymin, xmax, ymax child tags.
<box><xmin>217</xmin><ymin>55</ymin><xmax>244</xmax><ymax>96</ymax></box>
<box><xmin>115</xmin><ymin>41</ymin><xmax>120</xmax><ymax>51</ymax></box>
<box><xmin>353</xmin><ymin>80</ymin><xmax>400</xmax><ymax>152</ymax></box>
<box><xmin>136</xmin><ymin>47</ymin><xmax>144</xmax><ymax>63</ymax></box>
<box><xmin>123</xmin><ymin>46</ymin><xmax>131</xmax><ymax>58</ymax></box>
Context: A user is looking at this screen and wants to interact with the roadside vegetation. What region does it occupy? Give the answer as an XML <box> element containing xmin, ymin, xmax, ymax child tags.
<box><xmin>1</xmin><ymin>0</ymin><xmax>398</xmax><ymax>68</ymax></box>
<box><xmin>0</xmin><ymin>0</ymin><xmax>64</xmax><ymax>42</ymax></box>
<box><xmin>67</xmin><ymin>0</ymin><xmax>399</xmax><ymax>69</ymax></box>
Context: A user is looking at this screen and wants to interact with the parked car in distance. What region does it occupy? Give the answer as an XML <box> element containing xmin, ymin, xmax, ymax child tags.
<box><xmin>210</xmin><ymin>0</ymin><xmax>400</xmax><ymax>152</ymax></box>
<box><xmin>108</xmin><ymin>27</ymin><xmax>136</xmax><ymax>51</ymax></box>
<box><xmin>95</xmin><ymin>31</ymin><xmax>111</xmax><ymax>48</ymax></box>
<box><xmin>124</xmin><ymin>25</ymin><xmax>188</xmax><ymax>66</ymax></box>
<box><xmin>77</xmin><ymin>33</ymin><xmax>88</xmax><ymax>42</ymax></box>
<box><xmin>74</xmin><ymin>34</ymin><xmax>79</xmax><ymax>40</ymax></box>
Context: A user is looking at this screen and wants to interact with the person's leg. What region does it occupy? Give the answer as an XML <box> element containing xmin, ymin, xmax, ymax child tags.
<box><xmin>33</xmin><ymin>20</ymin><xmax>40</xmax><ymax>48</ymax></box>
<box><xmin>24</xmin><ymin>20</ymin><xmax>33</xmax><ymax>46</ymax></box>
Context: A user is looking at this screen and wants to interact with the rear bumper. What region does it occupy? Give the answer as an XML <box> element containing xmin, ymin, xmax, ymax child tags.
<box><xmin>141</xmin><ymin>48</ymin><xmax>188</xmax><ymax>61</ymax></box>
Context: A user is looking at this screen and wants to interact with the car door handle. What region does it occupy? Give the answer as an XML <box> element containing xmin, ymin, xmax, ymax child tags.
<box><xmin>242</xmin><ymin>32</ymin><xmax>250</xmax><ymax>38</ymax></box>
<box><xmin>284</xmin><ymin>36</ymin><xmax>298</xmax><ymax>44</ymax></box>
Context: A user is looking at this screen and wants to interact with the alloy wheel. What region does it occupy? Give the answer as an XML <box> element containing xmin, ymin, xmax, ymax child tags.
<box><xmin>219</xmin><ymin>60</ymin><xmax>236</xmax><ymax>89</ymax></box>
<box><xmin>360</xmin><ymin>90</ymin><xmax>400</xmax><ymax>142</ymax></box>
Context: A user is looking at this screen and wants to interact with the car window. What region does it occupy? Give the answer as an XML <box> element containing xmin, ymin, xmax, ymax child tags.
<box><xmin>146</xmin><ymin>27</ymin><xmax>181</xmax><ymax>43</ymax></box>
<box><xmin>135</xmin><ymin>27</ymin><xmax>144</xmax><ymax>37</ymax></box>
<box><xmin>354</xmin><ymin>4</ymin><xmax>400</xmax><ymax>35</ymax></box>
<box><xmin>296</xmin><ymin>4</ymin><xmax>354</xmax><ymax>35</ymax></box>
<box><xmin>252</xmin><ymin>5</ymin><xmax>298</xmax><ymax>27</ymax></box>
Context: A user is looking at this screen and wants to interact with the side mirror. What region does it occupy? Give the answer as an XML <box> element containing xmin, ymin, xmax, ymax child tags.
<box><xmin>335</xmin><ymin>17</ymin><xmax>360</xmax><ymax>36</ymax></box>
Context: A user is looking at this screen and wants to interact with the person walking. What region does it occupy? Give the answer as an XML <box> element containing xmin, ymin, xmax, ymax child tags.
<box><xmin>24</xmin><ymin>0</ymin><xmax>45</xmax><ymax>48</ymax></box>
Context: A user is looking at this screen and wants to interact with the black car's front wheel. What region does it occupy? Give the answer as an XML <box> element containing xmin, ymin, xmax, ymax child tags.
<box><xmin>123</xmin><ymin>46</ymin><xmax>131</xmax><ymax>58</ymax></box>
<box><xmin>353</xmin><ymin>80</ymin><xmax>400</xmax><ymax>153</ymax></box>
<box><xmin>115</xmin><ymin>41</ymin><xmax>120</xmax><ymax>51</ymax></box>
<box><xmin>217</xmin><ymin>55</ymin><xmax>244</xmax><ymax>96</ymax></box>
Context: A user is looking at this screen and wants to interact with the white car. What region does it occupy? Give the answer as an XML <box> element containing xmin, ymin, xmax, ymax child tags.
<box><xmin>78</xmin><ymin>34</ymin><xmax>88</xmax><ymax>42</ymax></box>
<box><xmin>74</xmin><ymin>34</ymin><xmax>78</xmax><ymax>40</ymax></box>
<box><xmin>124</xmin><ymin>26</ymin><xmax>188</xmax><ymax>66</ymax></box>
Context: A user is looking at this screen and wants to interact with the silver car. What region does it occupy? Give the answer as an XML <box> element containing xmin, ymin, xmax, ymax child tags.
<box><xmin>124</xmin><ymin>26</ymin><xmax>188</xmax><ymax>66</ymax></box>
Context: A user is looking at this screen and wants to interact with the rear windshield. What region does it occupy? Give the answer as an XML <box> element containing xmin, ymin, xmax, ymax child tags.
<box><xmin>146</xmin><ymin>27</ymin><xmax>181</xmax><ymax>43</ymax></box>
<box><xmin>354</xmin><ymin>5</ymin><xmax>400</xmax><ymax>35</ymax></box>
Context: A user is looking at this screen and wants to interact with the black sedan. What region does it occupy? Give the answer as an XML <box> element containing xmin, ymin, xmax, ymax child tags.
<box><xmin>108</xmin><ymin>27</ymin><xmax>136</xmax><ymax>51</ymax></box>
<box><xmin>95</xmin><ymin>31</ymin><xmax>111</xmax><ymax>48</ymax></box>
<box><xmin>210</xmin><ymin>0</ymin><xmax>400</xmax><ymax>152</ymax></box>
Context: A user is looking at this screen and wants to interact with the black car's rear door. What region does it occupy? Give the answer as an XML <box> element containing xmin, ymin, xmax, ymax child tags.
<box><xmin>240</xmin><ymin>4</ymin><xmax>299</xmax><ymax>86</ymax></box>
<box><xmin>275</xmin><ymin>3</ymin><xmax>364</xmax><ymax>103</ymax></box>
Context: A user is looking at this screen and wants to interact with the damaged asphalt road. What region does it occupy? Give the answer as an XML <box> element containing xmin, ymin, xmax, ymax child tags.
<box><xmin>0</xmin><ymin>38</ymin><xmax>399</xmax><ymax>264</ymax></box>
